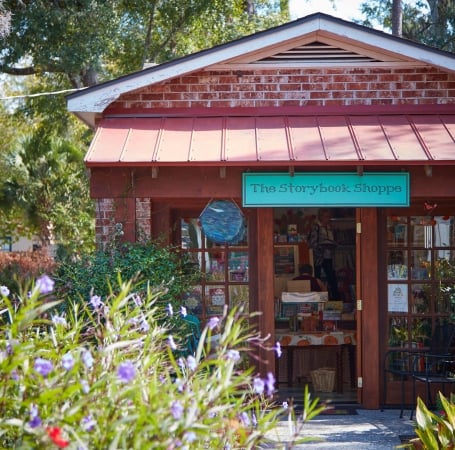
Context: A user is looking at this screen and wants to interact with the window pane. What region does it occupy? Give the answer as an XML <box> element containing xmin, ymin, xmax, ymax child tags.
<box><xmin>228</xmin><ymin>251</ymin><xmax>249</xmax><ymax>282</ymax></box>
<box><xmin>435</xmin><ymin>282</ymin><xmax>453</xmax><ymax>314</ymax></box>
<box><xmin>206</xmin><ymin>251</ymin><xmax>225</xmax><ymax>282</ymax></box>
<box><xmin>205</xmin><ymin>285</ymin><xmax>226</xmax><ymax>316</ymax></box>
<box><xmin>388</xmin><ymin>317</ymin><xmax>408</xmax><ymax>346</ymax></box>
<box><xmin>387</xmin><ymin>216</ymin><xmax>407</xmax><ymax>246</ymax></box>
<box><xmin>387</xmin><ymin>250</ymin><xmax>408</xmax><ymax>280</ymax></box>
<box><xmin>434</xmin><ymin>253</ymin><xmax>455</xmax><ymax>281</ymax></box>
<box><xmin>410</xmin><ymin>217</ymin><xmax>429</xmax><ymax>246</ymax></box>
<box><xmin>410</xmin><ymin>250</ymin><xmax>430</xmax><ymax>280</ymax></box>
<box><xmin>182</xmin><ymin>286</ymin><xmax>203</xmax><ymax>316</ymax></box>
<box><xmin>229</xmin><ymin>285</ymin><xmax>249</xmax><ymax>313</ymax></box>
<box><xmin>411</xmin><ymin>284</ymin><xmax>430</xmax><ymax>314</ymax></box>
<box><xmin>411</xmin><ymin>318</ymin><xmax>432</xmax><ymax>346</ymax></box>
<box><xmin>434</xmin><ymin>216</ymin><xmax>454</xmax><ymax>248</ymax></box>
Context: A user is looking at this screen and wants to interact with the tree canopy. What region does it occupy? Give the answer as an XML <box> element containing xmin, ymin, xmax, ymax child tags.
<box><xmin>1</xmin><ymin>0</ymin><xmax>454</xmax><ymax>254</ymax></box>
<box><xmin>359</xmin><ymin>0</ymin><xmax>455</xmax><ymax>53</ymax></box>
<box><xmin>0</xmin><ymin>1</ymin><xmax>289</xmax><ymax>253</ymax></box>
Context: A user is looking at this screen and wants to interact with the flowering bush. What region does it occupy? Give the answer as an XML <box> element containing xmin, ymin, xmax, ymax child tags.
<box><xmin>0</xmin><ymin>250</ymin><xmax>56</xmax><ymax>296</ymax></box>
<box><xmin>0</xmin><ymin>275</ymin><xmax>285</xmax><ymax>449</ymax></box>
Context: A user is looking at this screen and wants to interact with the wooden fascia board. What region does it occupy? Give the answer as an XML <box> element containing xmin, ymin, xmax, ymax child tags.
<box><xmin>317</xmin><ymin>20</ymin><xmax>455</xmax><ymax>72</ymax></box>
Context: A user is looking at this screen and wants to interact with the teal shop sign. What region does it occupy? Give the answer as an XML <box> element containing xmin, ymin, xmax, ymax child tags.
<box><xmin>242</xmin><ymin>172</ymin><xmax>409</xmax><ymax>207</ymax></box>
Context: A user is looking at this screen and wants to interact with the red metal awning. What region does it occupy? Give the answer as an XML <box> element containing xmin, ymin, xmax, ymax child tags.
<box><xmin>85</xmin><ymin>114</ymin><xmax>455</xmax><ymax>167</ymax></box>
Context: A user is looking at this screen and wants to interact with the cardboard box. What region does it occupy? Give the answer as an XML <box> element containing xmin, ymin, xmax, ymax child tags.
<box><xmin>287</xmin><ymin>279</ymin><xmax>311</xmax><ymax>292</ymax></box>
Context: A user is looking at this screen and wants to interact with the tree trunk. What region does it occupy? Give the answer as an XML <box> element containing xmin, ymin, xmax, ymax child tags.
<box><xmin>392</xmin><ymin>0</ymin><xmax>403</xmax><ymax>37</ymax></box>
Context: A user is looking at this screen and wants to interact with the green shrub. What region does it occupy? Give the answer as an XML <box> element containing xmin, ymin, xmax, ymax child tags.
<box><xmin>52</xmin><ymin>241</ymin><xmax>200</xmax><ymax>346</ymax></box>
<box><xmin>0</xmin><ymin>275</ymin><xmax>286</xmax><ymax>449</ymax></box>
<box><xmin>54</xmin><ymin>241</ymin><xmax>198</xmax><ymax>306</ymax></box>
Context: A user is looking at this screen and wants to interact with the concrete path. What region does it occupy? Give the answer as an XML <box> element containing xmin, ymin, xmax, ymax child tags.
<box><xmin>262</xmin><ymin>408</ymin><xmax>417</xmax><ymax>449</ymax></box>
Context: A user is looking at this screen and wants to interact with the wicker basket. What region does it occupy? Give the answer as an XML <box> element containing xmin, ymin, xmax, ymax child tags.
<box><xmin>310</xmin><ymin>367</ymin><xmax>335</xmax><ymax>392</ymax></box>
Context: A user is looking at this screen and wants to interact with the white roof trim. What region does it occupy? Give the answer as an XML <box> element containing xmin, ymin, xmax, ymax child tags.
<box><xmin>67</xmin><ymin>13</ymin><xmax>455</xmax><ymax>127</ymax></box>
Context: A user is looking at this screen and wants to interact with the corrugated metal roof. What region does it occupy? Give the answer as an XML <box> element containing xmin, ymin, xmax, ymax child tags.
<box><xmin>85</xmin><ymin>114</ymin><xmax>455</xmax><ymax>166</ymax></box>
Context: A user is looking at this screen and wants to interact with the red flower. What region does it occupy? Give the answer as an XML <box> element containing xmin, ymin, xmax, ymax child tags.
<box><xmin>46</xmin><ymin>426</ymin><xmax>70</xmax><ymax>448</ymax></box>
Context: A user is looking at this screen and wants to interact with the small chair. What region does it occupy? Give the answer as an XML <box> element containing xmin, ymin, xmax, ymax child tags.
<box><xmin>383</xmin><ymin>322</ymin><xmax>455</xmax><ymax>418</ymax></box>
<box><xmin>412</xmin><ymin>352</ymin><xmax>455</xmax><ymax>412</ymax></box>
<box><xmin>183</xmin><ymin>314</ymin><xmax>201</xmax><ymax>356</ymax></box>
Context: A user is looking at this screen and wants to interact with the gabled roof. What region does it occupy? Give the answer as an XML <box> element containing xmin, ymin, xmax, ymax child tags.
<box><xmin>67</xmin><ymin>12</ymin><xmax>455</xmax><ymax>128</ymax></box>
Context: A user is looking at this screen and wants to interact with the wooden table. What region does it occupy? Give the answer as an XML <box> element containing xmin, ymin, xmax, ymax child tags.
<box><xmin>275</xmin><ymin>331</ymin><xmax>356</xmax><ymax>393</ymax></box>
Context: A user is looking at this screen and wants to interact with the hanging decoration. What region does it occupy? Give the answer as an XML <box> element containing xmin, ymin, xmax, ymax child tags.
<box><xmin>199</xmin><ymin>199</ymin><xmax>246</xmax><ymax>245</ymax></box>
<box><xmin>423</xmin><ymin>200</ymin><xmax>438</xmax><ymax>248</ymax></box>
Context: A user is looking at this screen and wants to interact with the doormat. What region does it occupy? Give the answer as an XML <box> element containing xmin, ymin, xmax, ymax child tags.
<box><xmin>318</xmin><ymin>406</ymin><xmax>358</xmax><ymax>416</ymax></box>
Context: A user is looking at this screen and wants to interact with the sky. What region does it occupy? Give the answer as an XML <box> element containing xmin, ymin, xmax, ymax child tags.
<box><xmin>289</xmin><ymin>0</ymin><xmax>365</xmax><ymax>21</ymax></box>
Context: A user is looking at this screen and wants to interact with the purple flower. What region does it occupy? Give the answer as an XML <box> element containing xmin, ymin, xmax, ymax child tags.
<box><xmin>239</xmin><ymin>411</ymin><xmax>250</xmax><ymax>427</ymax></box>
<box><xmin>52</xmin><ymin>315</ymin><xmax>67</xmax><ymax>327</ymax></box>
<box><xmin>80</xmin><ymin>379</ymin><xmax>90</xmax><ymax>394</ymax></box>
<box><xmin>81</xmin><ymin>350</ymin><xmax>94</xmax><ymax>369</ymax></box>
<box><xmin>265</xmin><ymin>372</ymin><xmax>275</xmax><ymax>396</ymax></box>
<box><xmin>61</xmin><ymin>353</ymin><xmax>75</xmax><ymax>371</ymax></box>
<box><xmin>282</xmin><ymin>401</ymin><xmax>289</xmax><ymax>409</ymax></box>
<box><xmin>180</xmin><ymin>306</ymin><xmax>187</xmax><ymax>317</ymax></box>
<box><xmin>81</xmin><ymin>414</ymin><xmax>96</xmax><ymax>432</ymax></box>
<box><xmin>132</xmin><ymin>294</ymin><xmax>142</xmax><ymax>306</ymax></box>
<box><xmin>226</xmin><ymin>349</ymin><xmax>240</xmax><ymax>362</ymax></box>
<box><xmin>28</xmin><ymin>405</ymin><xmax>42</xmax><ymax>428</ymax></box>
<box><xmin>207</xmin><ymin>317</ymin><xmax>220</xmax><ymax>330</ymax></box>
<box><xmin>253</xmin><ymin>377</ymin><xmax>265</xmax><ymax>395</ymax></box>
<box><xmin>90</xmin><ymin>295</ymin><xmax>103</xmax><ymax>309</ymax></box>
<box><xmin>187</xmin><ymin>355</ymin><xmax>197</xmax><ymax>371</ymax></box>
<box><xmin>175</xmin><ymin>378</ymin><xmax>185</xmax><ymax>393</ymax></box>
<box><xmin>117</xmin><ymin>361</ymin><xmax>136</xmax><ymax>383</ymax></box>
<box><xmin>275</xmin><ymin>342</ymin><xmax>282</xmax><ymax>358</ymax></box>
<box><xmin>34</xmin><ymin>357</ymin><xmax>53</xmax><ymax>377</ymax></box>
<box><xmin>171</xmin><ymin>400</ymin><xmax>184</xmax><ymax>419</ymax></box>
<box><xmin>6</xmin><ymin>339</ymin><xmax>17</xmax><ymax>355</ymax></box>
<box><xmin>0</xmin><ymin>285</ymin><xmax>9</xmax><ymax>297</ymax></box>
<box><xmin>183</xmin><ymin>431</ymin><xmax>196</xmax><ymax>443</ymax></box>
<box><xmin>167</xmin><ymin>303</ymin><xmax>173</xmax><ymax>316</ymax></box>
<box><xmin>36</xmin><ymin>274</ymin><xmax>54</xmax><ymax>295</ymax></box>
<box><xmin>138</xmin><ymin>313</ymin><xmax>149</xmax><ymax>332</ymax></box>
<box><xmin>168</xmin><ymin>335</ymin><xmax>177</xmax><ymax>350</ymax></box>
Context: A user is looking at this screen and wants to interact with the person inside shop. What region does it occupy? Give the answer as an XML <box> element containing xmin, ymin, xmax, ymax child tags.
<box><xmin>293</xmin><ymin>263</ymin><xmax>326</xmax><ymax>292</ymax></box>
<box><xmin>307</xmin><ymin>208</ymin><xmax>340</xmax><ymax>300</ymax></box>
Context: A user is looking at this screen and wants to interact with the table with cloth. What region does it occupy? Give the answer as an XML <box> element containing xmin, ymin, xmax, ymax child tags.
<box><xmin>275</xmin><ymin>330</ymin><xmax>356</xmax><ymax>393</ymax></box>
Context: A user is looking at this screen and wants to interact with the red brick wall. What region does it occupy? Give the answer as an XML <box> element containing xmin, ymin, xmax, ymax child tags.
<box><xmin>136</xmin><ymin>198</ymin><xmax>151</xmax><ymax>242</ymax></box>
<box><xmin>95</xmin><ymin>198</ymin><xmax>152</xmax><ymax>244</ymax></box>
<box><xmin>95</xmin><ymin>198</ymin><xmax>115</xmax><ymax>246</ymax></box>
<box><xmin>113</xmin><ymin>67</ymin><xmax>455</xmax><ymax>110</ymax></box>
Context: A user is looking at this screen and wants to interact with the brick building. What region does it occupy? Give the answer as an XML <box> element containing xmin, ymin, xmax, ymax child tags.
<box><xmin>68</xmin><ymin>13</ymin><xmax>455</xmax><ymax>409</ymax></box>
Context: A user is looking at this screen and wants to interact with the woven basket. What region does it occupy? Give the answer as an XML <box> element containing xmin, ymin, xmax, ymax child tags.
<box><xmin>310</xmin><ymin>367</ymin><xmax>335</xmax><ymax>392</ymax></box>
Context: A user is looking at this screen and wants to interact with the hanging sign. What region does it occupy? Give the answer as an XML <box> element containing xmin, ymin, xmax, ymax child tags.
<box><xmin>242</xmin><ymin>172</ymin><xmax>409</xmax><ymax>207</ymax></box>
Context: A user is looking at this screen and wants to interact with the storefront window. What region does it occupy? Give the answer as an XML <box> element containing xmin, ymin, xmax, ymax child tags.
<box><xmin>179</xmin><ymin>217</ymin><xmax>249</xmax><ymax>322</ymax></box>
<box><xmin>386</xmin><ymin>215</ymin><xmax>455</xmax><ymax>349</ymax></box>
